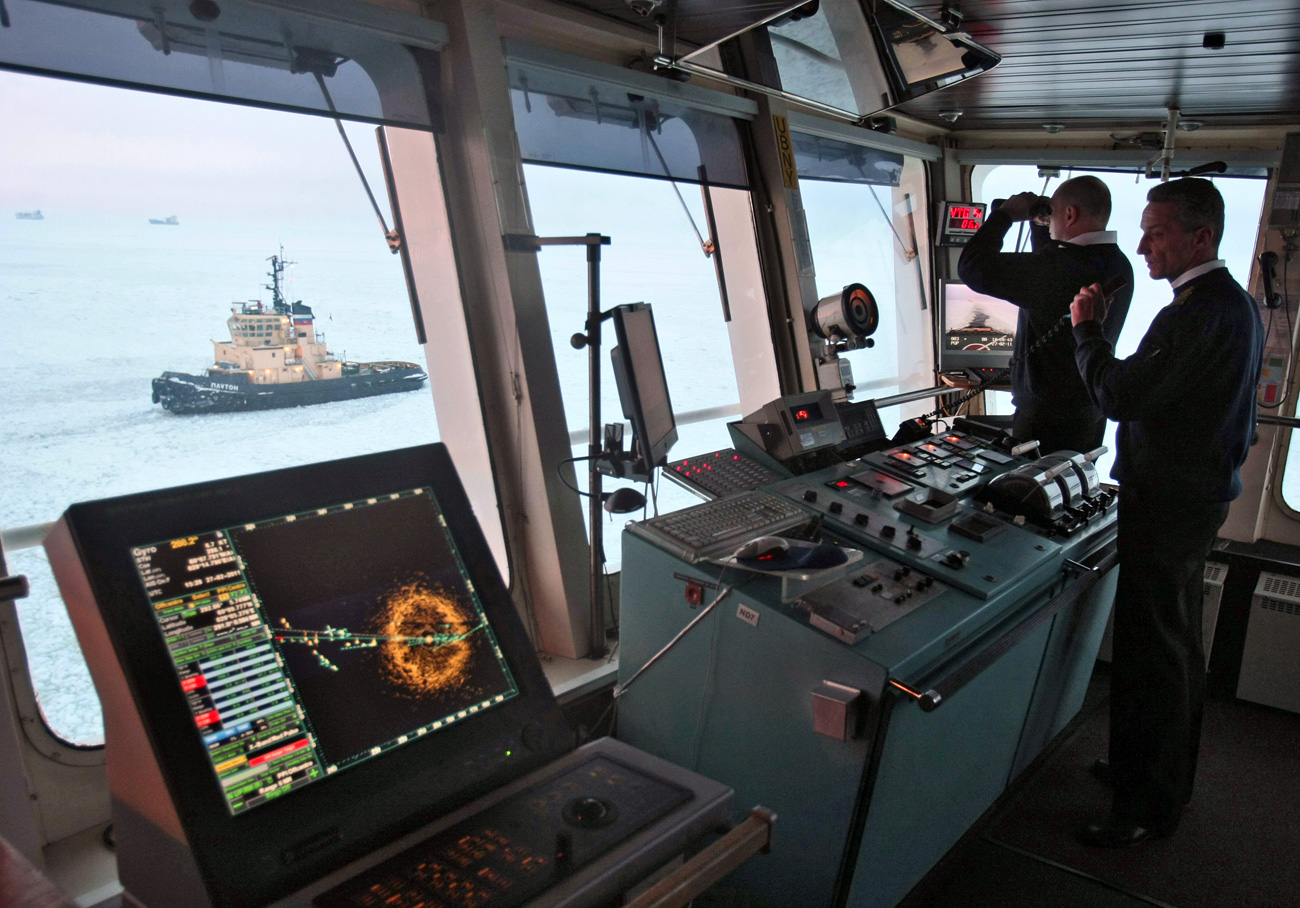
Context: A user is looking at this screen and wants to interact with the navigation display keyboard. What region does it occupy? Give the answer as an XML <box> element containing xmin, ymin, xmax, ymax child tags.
<box><xmin>664</xmin><ymin>449</ymin><xmax>783</xmax><ymax>499</ymax></box>
<box><xmin>627</xmin><ymin>491</ymin><xmax>809</xmax><ymax>563</ymax></box>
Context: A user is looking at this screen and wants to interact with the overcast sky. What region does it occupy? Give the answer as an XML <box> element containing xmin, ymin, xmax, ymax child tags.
<box><xmin>1</xmin><ymin>68</ymin><xmax>388</xmax><ymax>219</ymax></box>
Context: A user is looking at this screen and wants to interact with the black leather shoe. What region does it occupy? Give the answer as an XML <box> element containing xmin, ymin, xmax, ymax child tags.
<box><xmin>1090</xmin><ymin>758</ymin><xmax>1113</xmax><ymax>786</ymax></box>
<box><xmin>1077</xmin><ymin>814</ymin><xmax>1174</xmax><ymax>848</ymax></box>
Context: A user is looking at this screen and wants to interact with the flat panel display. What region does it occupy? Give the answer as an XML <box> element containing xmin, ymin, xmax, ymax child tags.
<box><xmin>939</xmin><ymin>281</ymin><xmax>1018</xmax><ymax>373</ymax></box>
<box><xmin>55</xmin><ymin>444</ymin><xmax>571</xmax><ymax>908</ymax></box>
<box><xmin>132</xmin><ymin>487</ymin><xmax>519</xmax><ymax>816</ymax></box>
<box><xmin>611</xmin><ymin>303</ymin><xmax>678</xmax><ymax>476</ymax></box>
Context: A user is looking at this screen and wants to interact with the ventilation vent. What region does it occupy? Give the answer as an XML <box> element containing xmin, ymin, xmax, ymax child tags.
<box><xmin>1204</xmin><ymin>562</ymin><xmax>1226</xmax><ymax>584</ymax></box>
<box><xmin>1258</xmin><ymin>597</ymin><xmax>1300</xmax><ymax>617</ymax></box>
<box><xmin>1259</xmin><ymin>573</ymin><xmax>1300</xmax><ymax>602</ymax></box>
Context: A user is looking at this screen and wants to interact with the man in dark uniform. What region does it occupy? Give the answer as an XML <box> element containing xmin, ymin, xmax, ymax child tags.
<box><xmin>1070</xmin><ymin>178</ymin><xmax>1264</xmax><ymax>847</ymax></box>
<box><xmin>958</xmin><ymin>175</ymin><xmax>1134</xmax><ymax>453</ymax></box>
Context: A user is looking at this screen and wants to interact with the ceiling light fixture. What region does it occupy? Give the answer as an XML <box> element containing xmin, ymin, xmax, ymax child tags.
<box><xmin>1043</xmin><ymin>123</ymin><xmax>1065</xmax><ymax>134</ymax></box>
<box><xmin>938</xmin><ymin>110</ymin><xmax>963</xmax><ymax>123</ymax></box>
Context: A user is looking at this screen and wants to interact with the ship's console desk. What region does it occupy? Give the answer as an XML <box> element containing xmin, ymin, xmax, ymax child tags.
<box><xmin>46</xmin><ymin>445</ymin><xmax>735</xmax><ymax>908</ymax></box>
<box><xmin>618</xmin><ymin>405</ymin><xmax>1118</xmax><ymax>908</ymax></box>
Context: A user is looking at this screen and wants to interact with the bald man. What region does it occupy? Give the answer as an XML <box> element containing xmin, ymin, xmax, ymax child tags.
<box><xmin>958</xmin><ymin>175</ymin><xmax>1134</xmax><ymax>454</ymax></box>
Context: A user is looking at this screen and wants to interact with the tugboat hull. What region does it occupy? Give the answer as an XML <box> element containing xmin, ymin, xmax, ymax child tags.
<box><xmin>152</xmin><ymin>364</ymin><xmax>427</xmax><ymax>414</ymax></box>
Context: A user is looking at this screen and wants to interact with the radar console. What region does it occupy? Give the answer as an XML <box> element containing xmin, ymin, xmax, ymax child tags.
<box><xmin>46</xmin><ymin>444</ymin><xmax>731</xmax><ymax>908</ymax></box>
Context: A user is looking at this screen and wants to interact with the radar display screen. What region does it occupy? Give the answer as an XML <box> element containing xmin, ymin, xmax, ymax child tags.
<box><xmin>131</xmin><ymin>488</ymin><xmax>519</xmax><ymax>816</ymax></box>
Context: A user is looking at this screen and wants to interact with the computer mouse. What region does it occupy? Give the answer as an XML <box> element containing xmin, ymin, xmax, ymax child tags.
<box><xmin>603</xmin><ymin>487</ymin><xmax>646</xmax><ymax>514</ymax></box>
<box><xmin>734</xmin><ymin>535</ymin><xmax>790</xmax><ymax>561</ymax></box>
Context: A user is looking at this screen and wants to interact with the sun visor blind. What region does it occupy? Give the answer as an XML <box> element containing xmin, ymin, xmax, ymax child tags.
<box><xmin>504</xmin><ymin>42</ymin><xmax>755</xmax><ymax>189</ymax></box>
<box><xmin>793</xmin><ymin>131</ymin><xmax>904</xmax><ymax>185</ymax></box>
<box><xmin>0</xmin><ymin>0</ymin><xmax>447</xmax><ymax>130</ymax></box>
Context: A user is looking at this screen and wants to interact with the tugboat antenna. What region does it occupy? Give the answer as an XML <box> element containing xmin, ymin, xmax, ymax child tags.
<box><xmin>265</xmin><ymin>248</ymin><xmax>295</xmax><ymax>314</ymax></box>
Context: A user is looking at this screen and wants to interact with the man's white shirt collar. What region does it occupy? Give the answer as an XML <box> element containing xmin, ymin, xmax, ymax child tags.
<box><xmin>1067</xmin><ymin>230</ymin><xmax>1117</xmax><ymax>246</ymax></box>
<box><xmin>1172</xmin><ymin>259</ymin><xmax>1227</xmax><ymax>288</ymax></box>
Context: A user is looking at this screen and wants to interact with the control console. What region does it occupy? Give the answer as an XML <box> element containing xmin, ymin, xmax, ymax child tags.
<box><xmin>317</xmin><ymin>751</ymin><xmax>695</xmax><ymax>908</ymax></box>
<box><xmin>664</xmin><ymin>449</ymin><xmax>785</xmax><ymax>500</ymax></box>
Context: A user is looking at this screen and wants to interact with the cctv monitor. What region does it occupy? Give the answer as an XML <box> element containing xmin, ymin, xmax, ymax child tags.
<box><xmin>938</xmin><ymin>281</ymin><xmax>1019</xmax><ymax>373</ymax></box>
<box><xmin>46</xmin><ymin>444</ymin><xmax>572</xmax><ymax>908</ymax></box>
<box><xmin>611</xmin><ymin>303</ymin><xmax>678</xmax><ymax>479</ymax></box>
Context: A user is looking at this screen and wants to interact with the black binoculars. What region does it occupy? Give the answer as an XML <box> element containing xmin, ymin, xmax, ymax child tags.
<box><xmin>991</xmin><ymin>197</ymin><xmax>1053</xmax><ymax>219</ymax></box>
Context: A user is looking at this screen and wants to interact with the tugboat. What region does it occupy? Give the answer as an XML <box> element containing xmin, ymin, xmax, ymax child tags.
<box><xmin>15</xmin><ymin>210</ymin><xmax>44</xmax><ymax>220</ymax></box>
<box><xmin>149</xmin><ymin>215</ymin><xmax>179</xmax><ymax>225</ymax></box>
<box><xmin>151</xmin><ymin>251</ymin><xmax>427</xmax><ymax>414</ymax></box>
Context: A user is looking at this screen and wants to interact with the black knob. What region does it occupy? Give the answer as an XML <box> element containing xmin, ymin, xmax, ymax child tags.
<box><xmin>829</xmin><ymin>501</ymin><xmax>843</xmax><ymax>515</ymax></box>
<box><xmin>881</xmin><ymin>525</ymin><xmax>896</xmax><ymax>538</ymax></box>
<box><xmin>907</xmin><ymin>534</ymin><xmax>923</xmax><ymax>550</ymax></box>
<box><xmin>854</xmin><ymin>513</ymin><xmax>869</xmax><ymax>526</ymax></box>
<box><xmin>803</xmin><ymin>489</ymin><xmax>818</xmax><ymax>503</ymax></box>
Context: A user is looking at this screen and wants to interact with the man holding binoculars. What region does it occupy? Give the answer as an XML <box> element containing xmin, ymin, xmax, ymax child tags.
<box><xmin>958</xmin><ymin>175</ymin><xmax>1134</xmax><ymax>454</ymax></box>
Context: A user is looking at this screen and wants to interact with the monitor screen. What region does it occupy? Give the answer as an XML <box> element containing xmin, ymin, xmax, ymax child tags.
<box><xmin>938</xmin><ymin>281</ymin><xmax>1019</xmax><ymax>373</ymax></box>
<box><xmin>611</xmin><ymin>303</ymin><xmax>678</xmax><ymax>476</ymax></box>
<box><xmin>132</xmin><ymin>486</ymin><xmax>520</xmax><ymax>816</ymax></box>
<box><xmin>52</xmin><ymin>444</ymin><xmax>572</xmax><ymax>908</ymax></box>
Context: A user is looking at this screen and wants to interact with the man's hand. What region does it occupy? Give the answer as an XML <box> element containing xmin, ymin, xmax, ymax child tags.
<box><xmin>1071</xmin><ymin>283</ymin><xmax>1107</xmax><ymax>326</ymax></box>
<box><xmin>998</xmin><ymin>191</ymin><xmax>1045</xmax><ymax>222</ymax></box>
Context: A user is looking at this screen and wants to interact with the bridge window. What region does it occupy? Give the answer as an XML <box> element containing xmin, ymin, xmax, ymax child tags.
<box><xmin>0</xmin><ymin>71</ymin><xmax>440</xmax><ymax>746</ymax></box>
<box><xmin>797</xmin><ymin>135</ymin><xmax>936</xmax><ymax>430</ymax></box>
<box><xmin>509</xmin><ymin>46</ymin><xmax>756</xmax><ymax>572</ymax></box>
<box><xmin>521</xmin><ymin>164</ymin><xmax>745</xmax><ymax>571</ymax></box>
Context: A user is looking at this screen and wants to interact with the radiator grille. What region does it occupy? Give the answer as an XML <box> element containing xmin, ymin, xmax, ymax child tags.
<box><xmin>1259</xmin><ymin>573</ymin><xmax>1300</xmax><ymax>601</ymax></box>
<box><xmin>1258</xmin><ymin>597</ymin><xmax>1300</xmax><ymax>617</ymax></box>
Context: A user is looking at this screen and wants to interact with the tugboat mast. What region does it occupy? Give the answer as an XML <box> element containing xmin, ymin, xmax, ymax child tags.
<box><xmin>265</xmin><ymin>247</ymin><xmax>295</xmax><ymax>315</ymax></box>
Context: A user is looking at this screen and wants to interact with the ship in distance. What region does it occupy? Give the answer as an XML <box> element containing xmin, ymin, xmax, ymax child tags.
<box><xmin>15</xmin><ymin>210</ymin><xmax>44</xmax><ymax>220</ymax></box>
<box><xmin>151</xmin><ymin>250</ymin><xmax>427</xmax><ymax>414</ymax></box>
<box><xmin>149</xmin><ymin>214</ymin><xmax>179</xmax><ymax>225</ymax></box>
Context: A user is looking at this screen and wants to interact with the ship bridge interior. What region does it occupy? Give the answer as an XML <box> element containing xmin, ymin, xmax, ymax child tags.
<box><xmin>4</xmin><ymin>1</ymin><xmax>1300</xmax><ymax>907</ymax></box>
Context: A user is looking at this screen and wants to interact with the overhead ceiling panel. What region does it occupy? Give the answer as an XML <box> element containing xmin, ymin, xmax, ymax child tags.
<box><xmin>897</xmin><ymin>0</ymin><xmax>1300</xmax><ymax>129</ymax></box>
<box><xmin>549</xmin><ymin>0</ymin><xmax>1300</xmax><ymax>132</ymax></box>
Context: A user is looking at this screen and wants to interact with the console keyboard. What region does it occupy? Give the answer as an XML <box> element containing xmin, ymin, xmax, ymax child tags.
<box><xmin>627</xmin><ymin>491</ymin><xmax>809</xmax><ymax>563</ymax></box>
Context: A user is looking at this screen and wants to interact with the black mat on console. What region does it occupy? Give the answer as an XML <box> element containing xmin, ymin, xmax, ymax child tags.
<box><xmin>984</xmin><ymin>693</ymin><xmax>1300</xmax><ymax>908</ymax></box>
